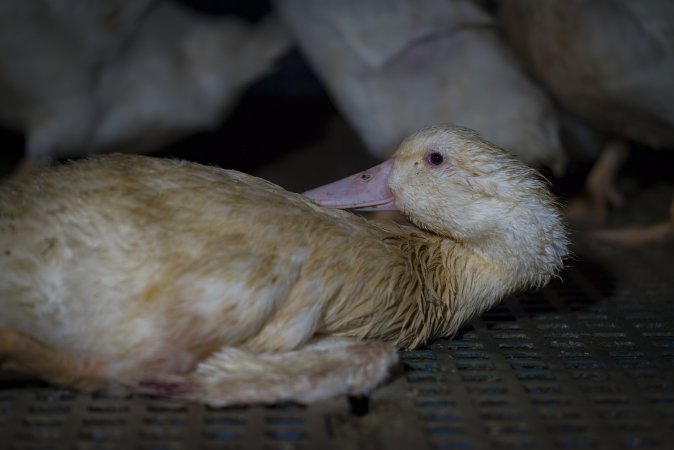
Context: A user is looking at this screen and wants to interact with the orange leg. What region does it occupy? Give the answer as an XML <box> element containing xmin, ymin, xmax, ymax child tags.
<box><xmin>591</xmin><ymin>198</ymin><xmax>674</xmax><ymax>246</ymax></box>
<box><xmin>567</xmin><ymin>139</ymin><xmax>630</xmax><ymax>227</ymax></box>
<box><xmin>0</xmin><ymin>329</ymin><xmax>107</xmax><ymax>391</ymax></box>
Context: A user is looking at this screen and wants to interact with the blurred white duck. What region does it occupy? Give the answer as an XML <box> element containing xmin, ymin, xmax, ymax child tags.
<box><xmin>499</xmin><ymin>0</ymin><xmax>674</xmax><ymax>244</ymax></box>
<box><xmin>0</xmin><ymin>126</ymin><xmax>567</xmax><ymax>405</ymax></box>
<box><xmin>0</xmin><ymin>0</ymin><xmax>289</xmax><ymax>177</ymax></box>
<box><xmin>274</xmin><ymin>0</ymin><xmax>565</xmax><ymax>175</ymax></box>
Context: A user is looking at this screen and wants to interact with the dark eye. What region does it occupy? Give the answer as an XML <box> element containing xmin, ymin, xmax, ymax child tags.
<box><xmin>427</xmin><ymin>152</ymin><xmax>444</xmax><ymax>166</ymax></box>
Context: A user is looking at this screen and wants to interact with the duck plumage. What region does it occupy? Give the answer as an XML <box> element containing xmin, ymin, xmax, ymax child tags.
<box><xmin>0</xmin><ymin>125</ymin><xmax>567</xmax><ymax>404</ymax></box>
<box><xmin>499</xmin><ymin>0</ymin><xmax>674</xmax><ymax>242</ymax></box>
<box><xmin>0</xmin><ymin>0</ymin><xmax>289</xmax><ymax>174</ymax></box>
<box><xmin>275</xmin><ymin>0</ymin><xmax>566</xmax><ymax>174</ymax></box>
<box><xmin>499</xmin><ymin>0</ymin><xmax>674</xmax><ymax>147</ymax></box>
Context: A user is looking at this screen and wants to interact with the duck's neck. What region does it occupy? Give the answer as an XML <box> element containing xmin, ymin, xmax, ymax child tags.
<box><xmin>322</xmin><ymin>203</ymin><xmax>566</xmax><ymax>349</ymax></box>
<box><xmin>321</xmin><ymin>224</ymin><xmax>535</xmax><ymax>349</ymax></box>
<box><xmin>390</xmin><ymin>232</ymin><xmax>510</xmax><ymax>348</ymax></box>
<box><xmin>459</xmin><ymin>202</ymin><xmax>567</xmax><ymax>292</ymax></box>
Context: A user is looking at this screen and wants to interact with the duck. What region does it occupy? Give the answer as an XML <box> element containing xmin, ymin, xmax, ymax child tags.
<box><xmin>0</xmin><ymin>0</ymin><xmax>289</xmax><ymax>178</ymax></box>
<box><xmin>274</xmin><ymin>0</ymin><xmax>566</xmax><ymax>175</ymax></box>
<box><xmin>0</xmin><ymin>125</ymin><xmax>568</xmax><ymax>405</ymax></box>
<box><xmin>499</xmin><ymin>0</ymin><xmax>674</xmax><ymax>245</ymax></box>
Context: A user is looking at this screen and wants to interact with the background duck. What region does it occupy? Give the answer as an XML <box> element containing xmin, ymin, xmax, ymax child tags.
<box><xmin>0</xmin><ymin>125</ymin><xmax>567</xmax><ymax>405</ymax></box>
<box><xmin>499</xmin><ymin>0</ymin><xmax>674</xmax><ymax>245</ymax></box>
<box><xmin>274</xmin><ymin>0</ymin><xmax>566</xmax><ymax>175</ymax></box>
<box><xmin>0</xmin><ymin>0</ymin><xmax>289</xmax><ymax>178</ymax></box>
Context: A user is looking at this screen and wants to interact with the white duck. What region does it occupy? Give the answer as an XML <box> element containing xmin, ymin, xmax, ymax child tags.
<box><xmin>499</xmin><ymin>0</ymin><xmax>674</xmax><ymax>244</ymax></box>
<box><xmin>0</xmin><ymin>125</ymin><xmax>567</xmax><ymax>405</ymax></box>
<box><xmin>274</xmin><ymin>0</ymin><xmax>566</xmax><ymax>175</ymax></box>
<box><xmin>0</xmin><ymin>0</ymin><xmax>289</xmax><ymax>177</ymax></box>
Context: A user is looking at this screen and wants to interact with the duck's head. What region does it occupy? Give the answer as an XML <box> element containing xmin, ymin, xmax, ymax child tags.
<box><xmin>304</xmin><ymin>125</ymin><xmax>568</xmax><ymax>286</ymax></box>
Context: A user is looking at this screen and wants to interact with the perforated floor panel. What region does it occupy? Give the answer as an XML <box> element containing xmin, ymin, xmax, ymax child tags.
<box><xmin>3</xmin><ymin>199</ymin><xmax>674</xmax><ymax>450</ymax></box>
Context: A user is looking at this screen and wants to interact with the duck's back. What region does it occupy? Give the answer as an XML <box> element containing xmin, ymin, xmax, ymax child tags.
<box><xmin>501</xmin><ymin>0</ymin><xmax>674</xmax><ymax>146</ymax></box>
<box><xmin>0</xmin><ymin>154</ymin><xmax>375</xmax><ymax>373</ymax></box>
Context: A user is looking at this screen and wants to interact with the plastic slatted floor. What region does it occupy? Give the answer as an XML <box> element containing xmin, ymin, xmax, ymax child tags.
<box><xmin>1</xmin><ymin>236</ymin><xmax>673</xmax><ymax>450</ymax></box>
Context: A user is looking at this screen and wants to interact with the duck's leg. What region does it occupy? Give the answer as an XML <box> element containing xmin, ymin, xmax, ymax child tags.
<box><xmin>185</xmin><ymin>337</ymin><xmax>398</xmax><ymax>406</ymax></box>
<box><xmin>591</xmin><ymin>197</ymin><xmax>674</xmax><ymax>246</ymax></box>
<box><xmin>567</xmin><ymin>139</ymin><xmax>629</xmax><ymax>227</ymax></box>
<box><xmin>0</xmin><ymin>329</ymin><xmax>107</xmax><ymax>391</ymax></box>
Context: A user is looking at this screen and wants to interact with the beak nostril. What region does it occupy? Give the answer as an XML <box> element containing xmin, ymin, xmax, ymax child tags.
<box><xmin>303</xmin><ymin>159</ymin><xmax>395</xmax><ymax>210</ymax></box>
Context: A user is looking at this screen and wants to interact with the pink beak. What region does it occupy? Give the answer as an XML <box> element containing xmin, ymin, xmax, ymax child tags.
<box><xmin>302</xmin><ymin>159</ymin><xmax>397</xmax><ymax>211</ymax></box>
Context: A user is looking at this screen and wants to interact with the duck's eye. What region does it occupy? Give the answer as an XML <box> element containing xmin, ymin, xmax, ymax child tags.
<box><xmin>427</xmin><ymin>152</ymin><xmax>444</xmax><ymax>166</ymax></box>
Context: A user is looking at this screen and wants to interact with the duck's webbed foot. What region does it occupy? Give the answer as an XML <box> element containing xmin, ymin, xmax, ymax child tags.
<box><xmin>0</xmin><ymin>329</ymin><xmax>107</xmax><ymax>391</ymax></box>
<box><xmin>137</xmin><ymin>375</ymin><xmax>195</xmax><ymax>397</ymax></box>
<box><xmin>183</xmin><ymin>337</ymin><xmax>398</xmax><ymax>406</ymax></box>
<box><xmin>567</xmin><ymin>139</ymin><xmax>629</xmax><ymax>227</ymax></box>
<box><xmin>591</xmin><ymin>198</ymin><xmax>674</xmax><ymax>246</ymax></box>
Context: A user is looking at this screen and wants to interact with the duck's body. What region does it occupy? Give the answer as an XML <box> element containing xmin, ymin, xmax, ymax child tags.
<box><xmin>0</xmin><ymin>126</ymin><xmax>567</xmax><ymax>404</ymax></box>
<box><xmin>2</xmin><ymin>156</ymin><xmax>426</xmax><ymax>369</ymax></box>
<box><xmin>275</xmin><ymin>0</ymin><xmax>565</xmax><ymax>174</ymax></box>
<box><xmin>0</xmin><ymin>0</ymin><xmax>289</xmax><ymax>176</ymax></box>
<box><xmin>499</xmin><ymin>0</ymin><xmax>674</xmax><ymax>243</ymax></box>
<box><xmin>500</xmin><ymin>0</ymin><xmax>674</xmax><ymax>148</ymax></box>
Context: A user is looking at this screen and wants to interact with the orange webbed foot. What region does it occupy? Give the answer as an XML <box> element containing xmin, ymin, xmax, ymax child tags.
<box><xmin>137</xmin><ymin>374</ymin><xmax>196</xmax><ymax>397</ymax></box>
<box><xmin>591</xmin><ymin>198</ymin><xmax>674</xmax><ymax>246</ymax></box>
<box><xmin>567</xmin><ymin>139</ymin><xmax>629</xmax><ymax>228</ymax></box>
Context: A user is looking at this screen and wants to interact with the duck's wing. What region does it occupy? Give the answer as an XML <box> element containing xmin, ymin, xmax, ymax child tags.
<box><xmin>0</xmin><ymin>230</ymin><xmax>314</xmax><ymax>390</ymax></box>
<box><xmin>0</xmin><ymin>155</ymin><xmax>323</xmax><ymax>380</ymax></box>
<box><xmin>184</xmin><ymin>337</ymin><xmax>398</xmax><ymax>406</ymax></box>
